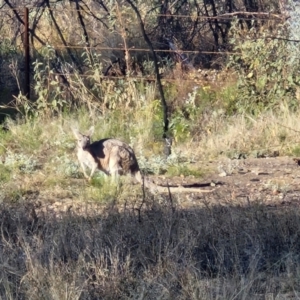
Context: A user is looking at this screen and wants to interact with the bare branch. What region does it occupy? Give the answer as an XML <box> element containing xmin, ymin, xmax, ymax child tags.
<box><xmin>125</xmin><ymin>0</ymin><xmax>171</xmax><ymax>156</ymax></box>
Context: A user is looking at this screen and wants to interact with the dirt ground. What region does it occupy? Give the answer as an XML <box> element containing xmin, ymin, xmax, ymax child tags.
<box><xmin>151</xmin><ymin>156</ymin><xmax>300</xmax><ymax>208</ymax></box>
<box><xmin>30</xmin><ymin>156</ymin><xmax>300</xmax><ymax>216</ymax></box>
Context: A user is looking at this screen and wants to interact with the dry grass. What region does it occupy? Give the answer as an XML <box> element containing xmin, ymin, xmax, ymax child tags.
<box><xmin>0</xmin><ymin>197</ymin><xmax>300</xmax><ymax>299</ymax></box>
<box><xmin>181</xmin><ymin>102</ymin><xmax>300</xmax><ymax>160</ymax></box>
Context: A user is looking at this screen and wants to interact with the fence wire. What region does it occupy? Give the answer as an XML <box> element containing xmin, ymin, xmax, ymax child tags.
<box><xmin>0</xmin><ymin>4</ymin><xmax>295</xmax><ymax>98</ymax></box>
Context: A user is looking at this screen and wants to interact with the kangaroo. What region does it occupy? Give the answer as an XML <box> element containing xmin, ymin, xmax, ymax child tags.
<box><xmin>72</xmin><ymin>126</ymin><xmax>143</xmax><ymax>182</ymax></box>
<box><xmin>72</xmin><ymin>126</ymin><xmax>214</xmax><ymax>194</ymax></box>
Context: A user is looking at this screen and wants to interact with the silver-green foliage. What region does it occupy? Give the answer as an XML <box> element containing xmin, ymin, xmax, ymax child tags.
<box><xmin>2</xmin><ymin>151</ymin><xmax>39</xmax><ymax>174</ymax></box>
<box><xmin>137</xmin><ymin>149</ymin><xmax>197</xmax><ymax>176</ymax></box>
<box><xmin>51</xmin><ymin>154</ymin><xmax>81</xmax><ymax>178</ymax></box>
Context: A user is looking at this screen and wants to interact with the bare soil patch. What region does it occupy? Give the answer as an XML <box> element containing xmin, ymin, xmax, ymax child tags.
<box><xmin>26</xmin><ymin>156</ymin><xmax>300</xmax><ymax>216</ymax></box>
<box><xmin>152</xmin><ymin>156</ymin><xmax>300</xmax><ymax>209</ymax></box>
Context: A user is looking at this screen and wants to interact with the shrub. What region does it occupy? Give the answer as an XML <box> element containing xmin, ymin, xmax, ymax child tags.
<box><xmin>227</xmin><ymin>19</ymin><xmax>300</xmax><ymax>114</ymax></box>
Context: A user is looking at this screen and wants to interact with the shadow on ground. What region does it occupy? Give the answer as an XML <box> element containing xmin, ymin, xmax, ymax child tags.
<box><xmin>0</xmin><ymin>191</ymin><xmax>300</xmax><ymax>299</ymax></box>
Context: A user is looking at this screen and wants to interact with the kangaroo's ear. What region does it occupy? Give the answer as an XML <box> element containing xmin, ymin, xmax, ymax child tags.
<box><xmin>71</xmin><ymin>127</ymin><xmax>82</xmax><ymax>139</ymax></box>
<box><xmin>87</xmin><ymin>126</ymin><xmax>94</xmax><ymax>137</ymax></box>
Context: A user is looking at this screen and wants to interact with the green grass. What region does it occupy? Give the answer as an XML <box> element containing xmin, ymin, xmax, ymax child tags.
<box><xmin>0</xmin><ymin>164</ymin><xmax>11</xmax><ymax>183</ymax></box>
<box><xmin>290</xmin><ymin>145</ymin><xmax>300</xmax><ymax>157</ymax></box>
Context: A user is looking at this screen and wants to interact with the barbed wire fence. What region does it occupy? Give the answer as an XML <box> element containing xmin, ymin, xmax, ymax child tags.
<box><xmin>0</xmin><ymin>5</ymin><xmax>293</xmax><ymax>99</ymax></box>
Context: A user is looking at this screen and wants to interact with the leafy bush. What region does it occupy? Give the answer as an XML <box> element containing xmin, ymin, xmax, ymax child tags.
<box><xmin>227</xmin><ymin>19</ymin><xmax>300</xmax><ymax>114</ymax></box>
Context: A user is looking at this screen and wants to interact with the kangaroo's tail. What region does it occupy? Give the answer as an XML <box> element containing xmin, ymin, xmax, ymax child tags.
<box><xmin>134</xmin><ymin>170</ymin><xmax>215</xmax><ymax>193</ymax></box>
<box><xmin>134</xmin><ymin>171</ymin><xmax>158</xmax><ymax>192</ymax></box>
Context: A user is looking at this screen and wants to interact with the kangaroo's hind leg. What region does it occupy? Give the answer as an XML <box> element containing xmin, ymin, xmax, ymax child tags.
<box><xmin>108</xmin><ymin>151</ymin><xmax>123</xmax><ymax>183</ymax></box>
<box><xmin>79</xmin><ymin>161</ymin><xmax>90</xmax><ymax>180</ymax></box>
<box><xmin>88</xmin><ymin>163</ymin><xmax>99</xmax><ymax>181</ymax></box>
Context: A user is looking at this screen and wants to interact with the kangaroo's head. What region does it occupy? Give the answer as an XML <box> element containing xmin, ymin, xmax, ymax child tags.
<box><xmin>72</xmin><ymin>126</ymin><xmax>94</xmax><ymax>150</ymax></box>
